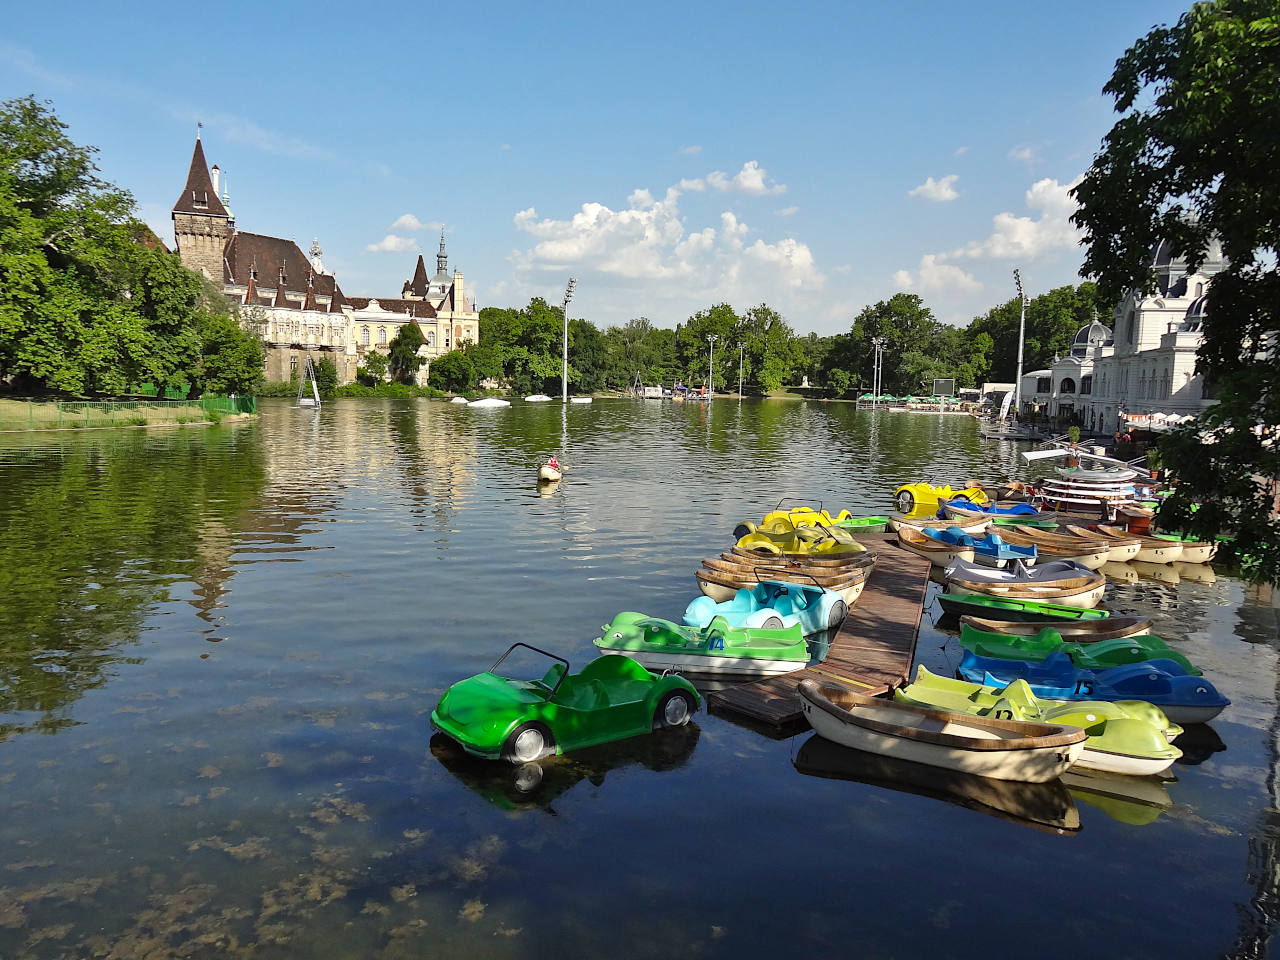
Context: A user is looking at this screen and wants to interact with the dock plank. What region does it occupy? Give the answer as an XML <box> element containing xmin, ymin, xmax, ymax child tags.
<box><xmin>706</xmin><ymin>533</ymin><xmax>931</xmax><ymax>729</ymax></box>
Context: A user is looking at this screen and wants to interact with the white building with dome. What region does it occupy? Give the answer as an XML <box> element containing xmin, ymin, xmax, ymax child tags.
<box><xmin>1020</xmin><ymin>237</ymin><xmax>1225</xmax><ymax>435</ymax></box>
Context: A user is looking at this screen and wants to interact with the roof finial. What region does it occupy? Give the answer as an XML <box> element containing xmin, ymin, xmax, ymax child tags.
<box><xmin>197</xmin><ymin>121</ymin><xmax>202</xmax><ymax>141</ymax></box>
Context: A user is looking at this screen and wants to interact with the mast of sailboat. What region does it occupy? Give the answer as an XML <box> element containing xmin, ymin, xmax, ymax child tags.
<box><xmin>1013</xmin><ymin>268</ymin><xmax>1027</xmax><ymax>422</ymax></box>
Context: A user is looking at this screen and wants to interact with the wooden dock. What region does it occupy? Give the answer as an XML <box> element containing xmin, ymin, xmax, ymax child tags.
<box><xmin>706</xmin><ymin>533</ymin><xmax>932</xmax><ymax>729</ymax></box>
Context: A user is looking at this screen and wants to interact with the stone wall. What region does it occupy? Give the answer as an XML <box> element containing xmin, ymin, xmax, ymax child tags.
<box><xmin>173</xmin><ymin>213</ymin><xmax>231</xmax><ymax>280</ymax></box>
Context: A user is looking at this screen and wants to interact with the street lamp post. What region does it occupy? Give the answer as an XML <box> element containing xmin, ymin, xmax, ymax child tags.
<box><xmin>871</xmin><ymin>336</ymin><xmax>887</xmax><ymax>405</ymax></box>
<box><xmin>708</xmin><ymin>334</ymin><xmax>717</xmax><ymax>398</ymax></box>
<box><xmin>1013</xmin><ymin>269</ymin><xmax>1027</xmax><ymax>421</ymax></box>
<box><xmin>560</xmin><ymin>277</ymin><xmax>576</xmax><ymax>403</ymax></box>
<box><xmin>738</xmin><ymin>343</ymin><xmax>744</xmax><ymax>400</ymax></box>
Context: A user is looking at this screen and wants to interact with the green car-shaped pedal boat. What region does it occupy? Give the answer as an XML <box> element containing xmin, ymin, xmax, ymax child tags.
<box><xmin>430</xmin><ymin>644</ymin><xmax>701</xmax><ymax>764</ymax></box>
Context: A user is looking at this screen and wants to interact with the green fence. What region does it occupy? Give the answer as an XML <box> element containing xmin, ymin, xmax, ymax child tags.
<box><xmin>0</xmin><ymin>396</ymin><xmax>256</xmax><ymax>431</ymax></box>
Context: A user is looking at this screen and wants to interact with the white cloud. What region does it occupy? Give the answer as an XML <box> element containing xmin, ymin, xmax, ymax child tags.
<box><xmin>366</xmin><ymin>234</ymin><xmax>419</xmax><ymax>253</ymax></box>
<box><xmin>955</xmin><ymin>146</ymin><xmax>969</xmax><ymax>156</ymax></box>
<box><xmin>1008</xmin><ymin>144</ymin><xmax>1040</xmax><ymax>165</ymax></box>
<box><xmin>745</xmin><ymin>237</ymin><xmax>824</xmax><ymax>289</ymax></box>
<box><xmin>391</xmin><ymin>214</ymin><xmax>424</xmax><ymax>231</ymax></box>
<box><xmin>776</xmin><ymin>205</ymin><xmax>799</xmax><ymax>217</ymax></box>
<box><xmin>706</xmin><ymin>161</ymin><xmax>787</xmax><ymax>196</ymax></box>
<box><xmin>680</xmin><ymin>145</ymin><xmax>702</xmax><ymax>155</ymax></box>
<box><xmin>907</xmin><ymin>174</ymin><xmax>959</xmax><ymax>202</ymax></box>
<box><xmin>676</xmin><ymin>177</ymin><xmax>706</xmax><ymax>192</ymax></box>
<box><xmin>894</xmin><ymin>255</ymin><xmax>981</xmax><ymax>293</ymax></box>
<box><xmin>949</xmin><ymin>176</ymin><xmax>1082</xmax><ymax>261</ymax></box>
<box><xmin>501</xmin><ymin>143</ymin><xmax>511</xmax><ymax>150</ymax></box>
<box><xmin>720</xmin><ymin>211</ymin><xmax>749</xmax><ymax>250</ymax></box>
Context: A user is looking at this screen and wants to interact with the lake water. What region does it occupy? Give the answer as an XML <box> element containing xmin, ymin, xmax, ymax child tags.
<box><xmin>0</xmin><ymin>398</ymin><xmax>1276</xmax><ymax>959</ymax></box>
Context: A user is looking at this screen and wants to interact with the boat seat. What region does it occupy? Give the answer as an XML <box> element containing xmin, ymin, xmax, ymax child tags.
<box><xmin>566</xmin><ymin>678</ymin><xmax>610</xmax><ymax>710</ymax></box>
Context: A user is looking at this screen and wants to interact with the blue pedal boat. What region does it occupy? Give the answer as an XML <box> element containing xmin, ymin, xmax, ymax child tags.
<box><xmin>923</xmin><ymin>527</ymin><xmax>1037</xmax><ymax>570</ymax></box>
<box><xmin>957</xmin><ymin>651</ymin><xmax>1229</xmax><ymax>724</ymax></box>
<box><xmin>939</xmin><ymin>498</ymin><xmax>1042</xmax><ymax>521</ymax></box>
<box><xmin>683</xmin><ymin>579</ymin><xmax>849</xmax><ymax>636</ymax></box>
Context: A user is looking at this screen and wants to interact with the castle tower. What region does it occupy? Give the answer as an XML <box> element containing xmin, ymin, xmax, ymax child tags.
<box><xmin>172</xmin><ymin>129</ymin><xmax>232</xmax><ymax>280</ymax></box>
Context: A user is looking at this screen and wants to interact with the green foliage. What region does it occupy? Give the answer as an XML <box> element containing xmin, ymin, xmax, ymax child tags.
<box><xmin>387</xmin><ymin>323</ymin><xmax>425</xmax><ymax>384</ymax></box>
<box><xmin>427</xmin><ymin>350</ymin><xmax>476</xmax><ymax>392</ymax></box>
<box><xmin>312</xmin><ymin>356</ymin><xmax>338</xmax><ymax>400</ymax></box>
<box><xmin>1068</xmin><ymin>426</ymin><xmax>1081</xmax><ymax>444</ymax></box>
<box><xmin>255</xmin><ymin>380</ymin><xmax>297</xmax><ymax>397</ymax></box>
<box><xmin>357</xmin><ymin>350</ymin><xmax>388</xmax><ymax>386</ymax></box>
<box><xmin>333</xmin><ymin>381</ymin><xmax>444</xmax><ymax>399</ymax></box>
<box><xmin>1072</xmin><ymin>0</ymin><xmax>1280</xmax><ymax>582</ymax></box>
<box><xmin>0</xmin><ymin>96</ymin><xmax>262</xmax><ymax>400</ymax></box>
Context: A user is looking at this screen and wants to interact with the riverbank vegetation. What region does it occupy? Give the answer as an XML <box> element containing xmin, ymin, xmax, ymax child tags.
<box><xmin>0</xmin><ymin>96</ymin><xmax>264</xmax><ymax>401</ymax></box>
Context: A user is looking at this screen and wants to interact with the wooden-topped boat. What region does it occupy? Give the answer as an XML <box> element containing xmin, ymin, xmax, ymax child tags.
<box><xmin>697</xmin><ymin>555</ymin><xmax>874</xmax><ymax>604</ymax></box>
<box><xmin>1152</xmin><ymin>532</ymin><xmax>1217</xmax><ymax>564</ymax></box>
<box><xmin>896</xmin><ymin>525</ymin><xmax>976</xmax><ymax>568</ymax></box>
<box><xmin>727</xmin><ymin>546</ymin><xmax>876</xmax><ymax>569</ymax></box>
<box><xmin>1096</xmin><ymin>524</ymin><xmax>1183</xmax><ymax>564</ymax></box>
<box><xmin>1061</xmin><ymin>524</ymin><xmax>1142</xmax><ymax>563</ymax></box>
<box><xmin>993</xmin><ymin>527</ymin><xmax>1110</xmax><ymax>570</ymax></box>
<box><xmin>888</xmin><ymin>513</ymin><xmax>989</xmax><ymax>536</ymax></box>
<box><xmin>797</xmin><ymin>680</ymin><xmax>1086</xmax><ymax>783</ymax></box>
<box><xmin>944</xmin><ymin>559</ymin><xmax>1107</xmax><ymax>609</ymax></box>
<box><xmin>959</xmin><ymin>615</ymin><xmax>1152</xmax><ymax>642</ymax></box>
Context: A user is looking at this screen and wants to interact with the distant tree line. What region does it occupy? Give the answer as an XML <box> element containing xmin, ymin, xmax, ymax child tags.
<box><xmin>422</xmin><ymin>285</ymin><xmax>1107</xmax><ymax>398</ymax></box>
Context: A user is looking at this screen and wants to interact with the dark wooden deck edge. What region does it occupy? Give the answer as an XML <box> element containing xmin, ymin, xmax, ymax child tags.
<box><xmin>706</xmin><ymin>533</ymin><xmax>932</xmax><ymax>729</ymax></box>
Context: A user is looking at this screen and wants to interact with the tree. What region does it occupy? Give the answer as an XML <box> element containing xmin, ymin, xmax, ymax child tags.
<box><xmin>427</xmin><ymin>351</ymin><xmax>475</xmax><ymax>392</ymax></box>
<box><xmin>735</xmin><ymin>304</ymin><xmax>800</xmax><ymax>393</ymax></box>
<box><xmin>312</xmin><ymin>356</ymin><xmax>337</xmax><ymax>400</ymax></box>
<box><xmin>387</xmin><ymin>323</ymin><xmax>425</xmax><ymax>384</ymax></box>
<box><xmin>1071</xmin><ymin>0</ymin><xmax>1280</xmax><ymax>581</ymax></box>
<box><xmin>357</xmin><ymin>350</ymin><xmax>388</xmax><ymax>386</ymax></box>
<box><xmin>675</xmin><ymin>304</ymin><xmax>738</xmax><ymax>389</ymax></box>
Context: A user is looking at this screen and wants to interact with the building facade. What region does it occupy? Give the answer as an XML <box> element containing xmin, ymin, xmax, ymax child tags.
<box><xmin>171</xmin><ymin>135</ymin><xmax>478</xmax><ymax>385</ymax></box>
<box><xmin>1018</xmin><ymin>239</ymin><xmax>1225</xmax><ymax>435</ymax></box>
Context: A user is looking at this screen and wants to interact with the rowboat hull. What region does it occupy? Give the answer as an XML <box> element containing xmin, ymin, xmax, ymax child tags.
<box><xmin>1097</xmin><ymin>525</ymin><xmax>1183</xmax><ymax>563</ymax></box>
<box><xmin>1061</xmin><ymin>525</ymin><xmax>1141</xmax><ymax>563</ymax></box>
<box><xmin>697</xmin><ymin>562</ymin><xmax>870</xmax><ymax>605</ymax></box>
<box><xmin>947</xmin><ymin>578</ymin><xmax>1107</xmax><ymax>609</ymax></box>
<box><xmin>888</xmin><ymin>513</ymin><xmax>989</xmax><ymax>536</ymax></box>
<box><xmin>798</xmin><ymin>681</ymin><xmax>1085</xmax><ymax>783</ymax></box>
<box><xmin>896</xmin><ymin>527</ymin><xmax>975</xmax><ymax>568</ymax></box>
<box><xmin>959</xmin><ymin>615</ymin><xmax>1152</xmax><ymax>642</ymax></box>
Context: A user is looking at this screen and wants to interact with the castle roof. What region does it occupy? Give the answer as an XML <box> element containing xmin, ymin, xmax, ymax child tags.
<box><xmin>404</xmin><ymin>255</ymin><xmax>430</xmax><ymax>298</ymax></box>
<box><xmin>172</xmin><ymin>137</ymin><xmax>229</xmax><ymax>218</ymax></box>
<box><xmin>345</xmin><ymin>297</ymin><xmax>437</xmax><ymax>319</ymax></box>
<box><xmin>224</xmin><ymin>231</ymin><xmax>338</xmax><ymax>298</ymax></box>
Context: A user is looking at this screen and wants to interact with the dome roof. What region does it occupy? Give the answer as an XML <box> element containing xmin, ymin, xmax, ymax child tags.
<box><xmin>1182</xmin><ymin>295</ymin><xmax>1210</xmax><ymax>331</ymax></box>
<box><xmin>1070</xmin><ymin>319</ymin><xmax>1112</xmax><ymax>356</ymax></box>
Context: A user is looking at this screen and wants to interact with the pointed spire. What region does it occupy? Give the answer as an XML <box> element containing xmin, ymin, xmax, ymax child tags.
<box><xmin>173</xmin><ymin>136</ymin><xmax>228</xmax><ymax>217</ymax></box>
<box><xmin>328</xmin><ymin>286</ymin><xmax>345</xmax><ymax>313</ymax></box>
<box><xmin>274</xmin><ymin>267</ymin><xmax>290</xmax><ymax>308</ymax></box>
<box><xmin>302</xmin><ymin>272</ymin><xmax>318</xmax><ymax>311</ymax></box>
<box><xmin>436</xmin><ymin>229</ymin><xmax>448</xmax><ymax>277</ymax></box>
<box><xmin>408</xmin><ymin>254</ymin><xmax>429</xmax><ymax>297</ymax></box>
<box><xmin>243</xmin><ymin>262</ymin><xmax>258</xmax><ymax>305</ymax></box>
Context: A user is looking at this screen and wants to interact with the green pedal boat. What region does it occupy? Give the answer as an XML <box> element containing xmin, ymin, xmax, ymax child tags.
<box><xmin>958</xmin><ymin>624</ymin><xmax>1202</xmax><ymax>676</ymax></box>
<box><xmin>595</xmin><ymin>612</ymin><xmax>809</xmax><ymax>677</ymax></box>
<box><xmin>936</xmin><ymin>592</ymin><xmax>1111</xmax><ymax>622</ymax></box>
<box><xmin>896</xmin><ymin>665</ymin><xmax>1182</xmax><ymax>776</ymax></box>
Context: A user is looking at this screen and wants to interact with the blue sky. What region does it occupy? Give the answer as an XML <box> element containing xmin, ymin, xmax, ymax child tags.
<box><xmin>1</xmin><ymin>0</ymin><xmax>1193</xmax><ymax>335</ymax></box>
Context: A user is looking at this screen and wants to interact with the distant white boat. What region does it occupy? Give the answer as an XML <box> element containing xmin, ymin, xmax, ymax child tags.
<box><xmin>570</xmin><ymin>397</ymin><xmax>593</xmax><ymax>404</ymax></box>
<box><xmin>450</xmin><ymin>396</ymin><xmax>469</xmax><ymax>404</ymax></box>
<box><xmin>468</xmin><ymin>397</ymin><xmax>511</xmax><ymax>408</ymax></box>
<box><xmin>525</xmin><ymin>394</ymin><xmax>553</xmax><ymax>402</ymax></box>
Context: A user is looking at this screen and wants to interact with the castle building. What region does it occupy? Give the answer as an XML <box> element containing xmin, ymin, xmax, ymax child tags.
<box><xmin>1019</xmin><ymin>238</ymin><xmax>1225</xmax><ymax>436</ymax></box>
<box><xmin>171</xmin><ymin>133</ymin><xmax>479</xmax><ymax>385</ymax></box>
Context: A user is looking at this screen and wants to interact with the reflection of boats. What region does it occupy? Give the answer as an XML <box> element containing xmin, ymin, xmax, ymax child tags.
<box><xmin>1172</xmin><ymin>561</ymin><xmax>1217</xmax><ymax>584</ymax></box>
<box><xmin>792</xmin><ymin>735</ymin><xmax>1080</xmax><ymax>835</ymax></box>
<box><xmin>1100</xmin><ymin>561</ymin><xmax>1140</xmax><ymax>584</ymax></box>
<box><xmin>1130</xmin><ymin>560</ymin><xmax>1181</xmax><ymax>585</ymax></box>
<box><xmin>1061</xmin><ymin>768</ymin><xmax>1174</xmax><ymax>826</ymax></box>
<box><xmin>1172</xmin><ymin>723</ymin><xmax>1226</xmax><ymax>765</ymax></box>
<box><xmin>430</xmin><ymin>724</ymin><xmax>700</xmax><ymax>812</ymax></box>
<box><xmin>797</xmin><ymin>680</ymin><xmax>1085</xmax><ymax>782</ymax></box>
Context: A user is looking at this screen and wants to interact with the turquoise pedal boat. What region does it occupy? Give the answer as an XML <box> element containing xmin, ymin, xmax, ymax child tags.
<box><xmin>595</xmin><ymin>612</ymin><xmax>809</xmax><ymax>677</ymax></box>
<box><xmin>897</xmin><ymin>666</ymin><xmax>1183</xmax><ymax>776</ymax></box>
<box><xmin>936</xmin><ymin>592</ymin><xmax>1110</xmax><ymax>622</ymax></box>
<box><xmin>959</xmin><ymin>624</ymin><xmax>1202</xmax><ymax>676</ymax></box>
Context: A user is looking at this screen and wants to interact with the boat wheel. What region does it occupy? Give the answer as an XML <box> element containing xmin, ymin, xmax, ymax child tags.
<box><xmin>827</xmin><ymin>599</ymin><xmax>849</xmax><ymax>629</ymax></box>
<box><xmin>502</xmin><ymin>723</ymin><xmax>552</xmax><ymax>764</ymax></box>
<box><xmin>654</xmin><ymin>691</ymin><xmax>694</xmax><ymax>729</ymax></box>
<box><xmin>896</xmin><ymin>491</ymin><xmax>915</xmax><ymax>514</ymax></box>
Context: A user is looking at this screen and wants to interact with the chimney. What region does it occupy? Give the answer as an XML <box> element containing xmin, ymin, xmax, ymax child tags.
<box><xmin>211</xmin><ymin>165</ymin><xmax>221</xmax><ymax>197</ymax></box>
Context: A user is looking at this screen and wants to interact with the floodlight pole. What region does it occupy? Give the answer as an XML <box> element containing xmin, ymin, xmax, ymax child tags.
<box><xmin>1013</xmin><ymin>269</ymin><xmax>1027</xmax><ymax>421</ymax></box>
<box><xmin>560</xmin><ymin>277</ymin><xmax>576</xmax><ymax>403</ymax></box>
<box><xmin>708</xmin><ymin>334</ymin><xmax>717</xmax><ymax>398</ymax></box>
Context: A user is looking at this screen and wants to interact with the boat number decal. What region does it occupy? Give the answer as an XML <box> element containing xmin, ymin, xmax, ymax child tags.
<box><xmin>993</xmin><ymin>709</ymin><xmax>1014</xmax><ymax>720</ymax></box>
<box><xmin>709</xmin><ymin>636</ymin><xmax>725</xmax><ymax>651</ymax></box>
<box><xmin>1074</xmin><ymin>680</ymin><xmax>1095</xmax><ymax>695</ymax></box>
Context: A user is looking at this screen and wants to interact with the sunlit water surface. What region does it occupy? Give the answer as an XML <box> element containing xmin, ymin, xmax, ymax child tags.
<box><xmin>0</xmin><ymin>399</ymin><xmax>1276</xmax><ymax>959</ymax></box>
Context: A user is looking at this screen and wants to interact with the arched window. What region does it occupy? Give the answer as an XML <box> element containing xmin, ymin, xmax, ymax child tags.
<box><xmin>378</xmin><ymin>326</ymin><xmax>387</xmax><ymax>345</ymax></box>
<box><xmin>1126</xmin><ymin>309</ymin><xmax>1135</xmax><ymax>344</ymax></box>
<box><xmin>362</xmin><ymin>326</ymin><xmax>370</xmax><ymax>346</ymax></box>
<box><xmin>1060</xmin><ymin>378</ymin><xmax>1076</xmax><ymax>394</ymax></box>
<box><xmin>1195</xmin><ymin>282</ymin><xmax>1203</xmax><ymax>297</ymax></box>
<box><xmin>426</xmin><ymin>330</ymin><xmax>436</xmax><ymax>348</ymax></box>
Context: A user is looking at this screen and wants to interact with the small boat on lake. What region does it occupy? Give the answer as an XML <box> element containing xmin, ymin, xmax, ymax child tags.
<box><xmin>468</xmin><ymin>397</ymin><xmax>511</xmax><ymax>408</ymax></box>
<box><xmin>897</xmin><ymin>666</ymin><xmax>1182</xmax><ymax>777</ymax></box>
<box><xmin>1152</xmin><ymin>532</ymin><xmax>1217</xmax><ymax>564</ymax></box>
<box><xmin>937</xmin><ymin>593</ymin><xmax>1111</xmax><ymax>622</ymax></box>
<box><xmin>682</xmin><ymin>578</ymin><xmax>849</xmax><ymax>635</ymax></box>
<box><xmin>797</xmin><ymin>680</ymin><xmax>1086</xmax><ymax>783</ymax></box>
<box><xmin>944</xmin><ymin>558</ymin><xmax>1107</xmax><ymax>609</ymax></box>
<box><xmin>958</xmin><ymin>624</ymin><xmax>1201</xmax><ymax>676</ymax></box>
<box><xmin>1060</xmin><ymin>524</ymin><xmax>1142</xmax><ymax>563</ymax></box>
<box><xmin>959</xmin><ymin>615</ymin><xmax>1153</xmax><ymax>642</ymax></box>
<box><xmin>940</xmin><ymin>499</ymin><xmax>1042</xmax><ymax>521</ymax></box>
<box><xmin>697</xmin><ymin>554</ymin><xmax>874</xmax><ymax>605</ymax></box>
<box><xmin>991</xmin><ymin>527</ymin><xmax>1111</xmax><ymax>570</ymax></box>
<box><xmin>888</xmin><ymin>513</ymin><xmax>989</xmax><ymax>536</ymax></box>
<box><xmin>896</xmin><ymin>526</ymin><xmax>976</xmax><ymax>567</ymax></box>
<box><xmin>1096</xmin><ymin>524</ymin><xmax>1184</xmax><ymax>563</ymax></box>
<box><xmin>958</xmin><ymin>651</ymin><xmax>1230</xmax><ymax>724</ymax></box>
<box><xmin>594</xmin><ymin>612</ymin><xmax>809</xmax><ymax>677</ymax></box>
